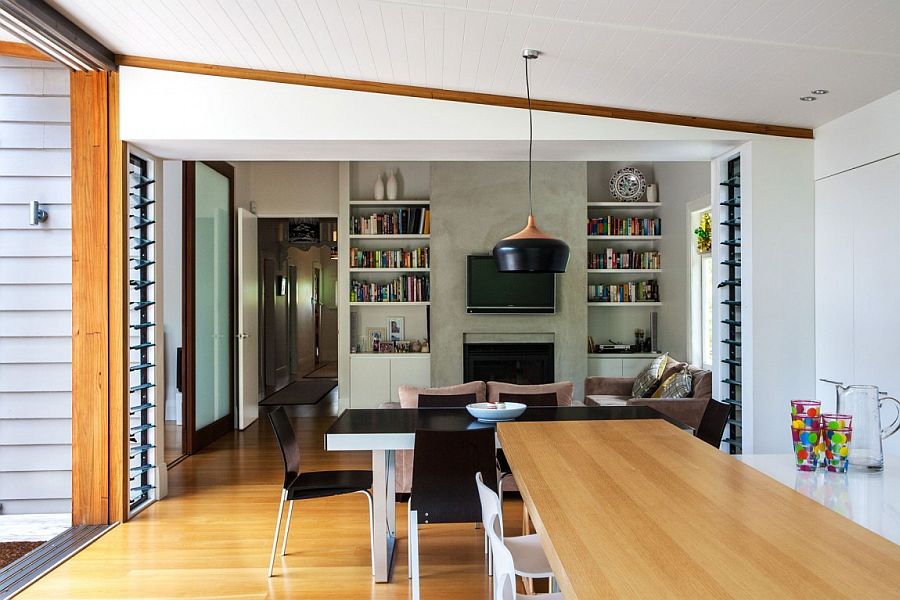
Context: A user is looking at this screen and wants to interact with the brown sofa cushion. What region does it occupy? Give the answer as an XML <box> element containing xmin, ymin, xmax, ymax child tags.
<box><xmin>486</xmin><ymin>381</ymin><xmax>573</xmax><ymax>406</ymax></box>
<box><xmin>398</xmin><ymin>381</ymin><xmax>486</xmax><ymax>408</ymax></box>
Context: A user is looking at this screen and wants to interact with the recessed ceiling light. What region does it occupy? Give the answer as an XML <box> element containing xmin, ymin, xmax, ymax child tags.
<box><xmin>800</xmin><ymin>96</ymin><xmax>817</xmax><ymax>102</ymax></box>
<box><xmin>811</xmin><ymin>89</ymin><xmax>829</xmax><ymax>95</ymax></box>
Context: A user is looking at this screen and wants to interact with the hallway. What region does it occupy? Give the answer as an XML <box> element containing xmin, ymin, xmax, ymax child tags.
<box><xmin>20</xmin><ymin>399</ymin><xmax>511</xmax><ymax>599</ymax></box>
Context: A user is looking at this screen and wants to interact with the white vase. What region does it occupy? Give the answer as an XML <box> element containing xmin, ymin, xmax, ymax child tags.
<box><xmin>647</xmin><ymin>183</ymin><xmax>658</xmax><ymax>204</ymax></box>
<box><xmin>374</xmin><ymin>173</ymin><xmax>385</xmax><ymax>200</ymax></box>
<box><xmin>386</xmin><ymin>169</ymin><xmax>398</xmax><ymax>200</ymax></box>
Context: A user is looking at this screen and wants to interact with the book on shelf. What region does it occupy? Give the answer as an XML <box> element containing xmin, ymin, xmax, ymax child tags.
<box><xmin>588</xmin><ymin>249</ymin><xmax>660</xmax><ymax>270</ymax></box>
<box><xmin>587</xmin><ymin>216</ymin><xmax>661</xmax><ymax>236</ymax></box>
<box><xmin>351</xmin><ymin>208</ymin><xmax>431</xmax><ymax>235</ymax></box>
<box><xmin>351</xmin><ymin>274</ymin><xmax>430</xmax><ymax>303</ymax></box>
<box><xmin>588</xmin><ymin>280</ymin><xmax>659</xmax><ymax>303</ymax></box>
<box><xmin>350</xmin><ymin>246</ymin><xmax>430</xmax><ymax>269</ymax></box>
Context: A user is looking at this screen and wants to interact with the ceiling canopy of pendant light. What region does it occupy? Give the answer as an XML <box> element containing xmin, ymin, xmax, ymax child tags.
<box><xmin>492</xmin><ymin>49</ymin><xmax>570</xmax><ymax>274</ymax></box>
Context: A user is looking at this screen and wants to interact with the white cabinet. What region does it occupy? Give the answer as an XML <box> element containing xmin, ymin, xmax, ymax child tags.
<box><xmin>588</xmin><ymin>354</ymin><xmax>657</xmax><ymax>378</ymax></box>
<box><xmin>389</xmin><ymin>356</ymin><xmax>431</xmax><ymax>403</ymax></box>
<box><xmin>349</xmin><ymin>354</ymin><xmax>431</xmax><ymax>408</ymax></box>
<box><xmin>814</xmin><ymin>156</ymin><xmax>900</xmax><ymax>458</ymax></box>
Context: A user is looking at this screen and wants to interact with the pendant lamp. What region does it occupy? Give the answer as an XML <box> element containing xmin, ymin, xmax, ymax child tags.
<box><xmin>493</xmin><ymin>49</ymin><xmax>570</xmax><ymax>273</ymax></box>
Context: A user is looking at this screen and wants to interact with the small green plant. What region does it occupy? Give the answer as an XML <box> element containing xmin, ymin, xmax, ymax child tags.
<box><xmin>694</xmin><ymin>212</ymin><xmax>712</xmax><ymax>253</ymax></box>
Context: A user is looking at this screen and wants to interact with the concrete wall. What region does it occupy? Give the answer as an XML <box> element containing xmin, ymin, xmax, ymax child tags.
<box><xmin>430</xmin><ymin>162</ymin><xmax>587</xmax><ymax>399</ymax></box>
<box><xmin>0</xmin><ymin>56</ymin><xmax>72</xmax><ymax>515</ymax></box>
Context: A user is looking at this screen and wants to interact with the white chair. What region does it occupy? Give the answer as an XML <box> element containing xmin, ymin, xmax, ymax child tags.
<box><xmin>486</xmin><ymin>513</ymin><xmax>563</xmax><ymax>600</ymax></box>
<box><xmin>476</xmin><ymin>472</ymin><xmax>556</xmax><ymax>596</ymax></box>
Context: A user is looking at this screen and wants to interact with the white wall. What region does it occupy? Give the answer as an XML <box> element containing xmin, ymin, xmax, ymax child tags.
<box><xmin>0</xmin><ymin>56</ymin><xmax>72</xmax><ymax>515</ymax></box>
<box><xmin>240</xmin><ymin>162</ymin><xmax>338</xmax><ymax>217</ymax></box>
<box><xmin>815</xmin><ymin>90</ymin><xmax>900</xmax><ymax>457</ymax></box>
<box><xmin>161</xmin><ymin>161</ymin><xmax>182</xmax><ymax>426</ymax></box>
<box><xmin>653</xmin><ymin>162</ymin><xmax>711</xmax><ymax>361</ymax></box>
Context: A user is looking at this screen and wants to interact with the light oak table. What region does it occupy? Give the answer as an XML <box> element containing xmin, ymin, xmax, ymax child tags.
<box><xmin>497</xmin><ymin>419</ymin><xmax>900</xmax><ymax>599</ymax></box>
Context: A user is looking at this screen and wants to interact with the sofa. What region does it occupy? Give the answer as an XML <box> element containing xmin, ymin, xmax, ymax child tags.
<box><xmin>583</xmin><ymin>357</ymin><xmax>712</xmax><ymax>429</ymax></box>
<box><xmin>380</xmin><ymin>380</ymin><xmax>574</xmax><ymax>494</ymax></box>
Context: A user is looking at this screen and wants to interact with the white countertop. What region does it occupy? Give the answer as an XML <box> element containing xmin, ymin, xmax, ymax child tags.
<box><xmin>738</xmin><ymin>454</ymin><xmax>900</xmax><ymax>546</ymax></box>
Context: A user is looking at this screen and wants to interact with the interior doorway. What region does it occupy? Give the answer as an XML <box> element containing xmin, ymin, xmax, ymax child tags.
<box><xmin>257</xmin><ymin>218</ymin><xmax>339</xmax><ymax>404</ymax></box>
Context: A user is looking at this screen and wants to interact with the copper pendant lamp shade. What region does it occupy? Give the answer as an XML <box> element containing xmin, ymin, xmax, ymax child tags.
<box><xmin>493</xmin><ymin>49</ymin><xmax>569</xmax><ymax>273</ymax></box>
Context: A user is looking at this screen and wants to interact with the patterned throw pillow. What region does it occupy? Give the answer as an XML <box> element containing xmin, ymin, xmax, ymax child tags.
<box><xmin>631</xmin><ymin>354</ymin><xmax>669</xmax><ymax>398</ymax></box>
<box><xmin>651</xmin><ymin>367</ymin><xmax>694</xmax><ymax>399</ymax></box>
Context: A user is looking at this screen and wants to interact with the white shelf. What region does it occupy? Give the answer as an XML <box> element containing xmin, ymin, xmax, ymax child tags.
<box><xmin>350</xmin><ymin>199</ymin><xmax>430</xmax><ymax>206</ymax></box>
<box><xmin>349</xmin><ymin>301</ymin><xmax>431</xmax><ymax>306</ymax></box>
<box><xmin>587</xmin><ymin>235</ymin><xmax>661</xmax><ymax>241</ymax></box>
<box><xmin>349</xmin><ymin>234</ymin><xmax>430</xmax><ymax>240</ymax></box>
<box><xmin>350</xmin><ymin>267</ymin><xmax>430</xmax><ymax>273</ymax></box>
<box><xmin>587</xmin><ymin>302</ymin><xmax>662</xmax><ymax>307</ymax></box>
<box><xmin>587</xmin><ymin>202</ymin><xmax>661</xmax><ymax>209</ymax></box>
<box><xmin>587</xmin><ymin>269</ymin><xmax>661</xmax><ymax>274</ymax></box>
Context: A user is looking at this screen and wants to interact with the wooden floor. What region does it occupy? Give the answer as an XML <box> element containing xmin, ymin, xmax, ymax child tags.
<box><xmin>20</xmin><ymin>397</ymin><xmax>524</xmax><ymax>599</ymax></box>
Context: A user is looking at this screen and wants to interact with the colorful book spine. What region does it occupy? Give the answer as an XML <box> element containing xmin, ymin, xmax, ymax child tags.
<box><xmin>349</xmin><ymin>247</ymin><xmax>430</xmax><ymax>269</ymax></box>
<box><xmin>587</xmin><ymin>216</ymin><xmax>661</xmax><ymax>236</ymax></box>
<box><xmin>587</xmin><ymin>250</ymin><xmax>660</xmax><ymax>270</ymax></box>
<box><xmin>351</xmin><ymin>209</ymin><xmax>431</xmax><ymax>235</ymax></box>
<box><xmin>350</xmin><ymin>275</ymin><xmax>430</xmax><ymax>303</ymax></box>
<box><xmin>587</xmin><ymin>280</ymin><xmax>660</xmax><ymax>303</ymax></box>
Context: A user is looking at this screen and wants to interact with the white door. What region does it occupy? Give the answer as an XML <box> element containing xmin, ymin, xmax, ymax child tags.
<box><xmin>237</xmin><ymin>208</ymin><xmax>259</xmax><ymax>429</ymax></box>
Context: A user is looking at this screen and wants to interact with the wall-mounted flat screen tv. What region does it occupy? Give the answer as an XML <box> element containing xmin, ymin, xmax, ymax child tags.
<box><xmin>466</xmin><ymin>255</ymin><xmax>555</xmax><ymax>314</ymax></box>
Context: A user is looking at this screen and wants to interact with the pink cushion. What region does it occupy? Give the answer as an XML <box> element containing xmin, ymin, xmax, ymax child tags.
<box><xmin>486</xmin><ymin>381</ymin><xmax>573</xmax><ymax>406</ymax></box>
<box><xmin>398</xmin><ymin>381</ymin><xmax>487</xmax><ymax>408</ymax></box>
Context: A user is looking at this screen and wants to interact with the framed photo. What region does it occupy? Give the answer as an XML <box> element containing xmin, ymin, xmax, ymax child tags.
<box><xmin>365</xmin><ymin>327</ymin><xmax>386</xmax><ymax>352</ymax></box>
<box><xmin>387</xmin><ymin>316</ymin><xmax>405</xmax><ymax>342</ymax></box>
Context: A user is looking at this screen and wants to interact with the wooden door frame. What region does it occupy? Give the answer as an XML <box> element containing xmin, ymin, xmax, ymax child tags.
<box><xmin>182</xmin><ymin>161</ymin><xmax>236</xmax><ymax>453</ymax></box>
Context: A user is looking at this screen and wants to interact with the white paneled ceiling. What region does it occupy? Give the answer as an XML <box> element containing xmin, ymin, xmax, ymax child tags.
<box><xmin>44</xmin><ymin>0</ymin><xmax>900</xmax><ymax>128</ymax></box>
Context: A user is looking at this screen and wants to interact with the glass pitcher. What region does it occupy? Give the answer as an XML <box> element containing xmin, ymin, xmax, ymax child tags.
<box><xmin>833</xmin><ymin>385</ymin><xmax>900</xmax><ymax>471</ymax></box>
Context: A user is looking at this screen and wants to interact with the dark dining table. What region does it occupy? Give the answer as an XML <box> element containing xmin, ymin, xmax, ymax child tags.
<box><xmin>324</xmin><ymin>405</ymin><xmax>684</xmax><ymax>582</ymax></box>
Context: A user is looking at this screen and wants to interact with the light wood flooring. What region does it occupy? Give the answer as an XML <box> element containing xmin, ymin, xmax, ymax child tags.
<box><xmin>20</xmin><ymin>397</ymin><xmax>526</xmax><ymax>599</ymax></box>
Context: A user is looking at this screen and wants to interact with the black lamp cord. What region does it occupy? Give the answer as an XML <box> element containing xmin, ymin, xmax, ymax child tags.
<box><xmin>525</xmin><ymin>54</ymin><xmax>534</xmax><ymax>217</ymax></box>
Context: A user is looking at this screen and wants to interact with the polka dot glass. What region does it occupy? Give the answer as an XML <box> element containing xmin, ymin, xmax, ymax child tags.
<box><xmin>822</xmin><ymin>413</ymin><xmax>853</xmax><ymax>431</ymax></box>
<box><xmin>790</xmin><ymin>399</ymin><xmax>821</xmax><ymax>419</ymax></box>
<box><xmin>790</xmin><ymin>420</ymin><xmax>822</xmax><ymax>472</ymax></box>
<box><xmin>824</xmin><ymin>427</ymin><xmax>853</xmax><ymax>473</ymax></box>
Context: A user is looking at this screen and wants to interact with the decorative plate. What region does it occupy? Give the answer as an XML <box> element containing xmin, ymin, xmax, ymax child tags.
<box><xmin>609</xmin><ymin>167</ymin><xmax>647</xmax><ymax>201</ymax></box>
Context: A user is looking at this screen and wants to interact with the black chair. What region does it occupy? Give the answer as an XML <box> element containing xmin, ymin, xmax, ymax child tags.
<box><xmin>497</xmin><ymin>392</ymin><xmax>558</xmax><ymax>407</ymax></box>
<box><xmin>267</xmin><ymin>406</ymin><xmax>375</xmax><ymax>577</ymax></box>
<box><xmin>417</xmin><ymin>392</ymin><xmax>478</xmax><ymax>408</ymax></box>
<box><xmin>695</xmin><ymin>399</ymin><xmax>731</xmax><ymax>448</ymax></box>
<box><xmin>407</xmin><ymin>428</ymin><xmax>498</xmax><ymax>600</ymax></box>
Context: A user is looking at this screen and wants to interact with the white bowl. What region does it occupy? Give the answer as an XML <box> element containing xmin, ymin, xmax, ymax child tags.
<box><xmin>466</xmin><ymin>402</ymin><xmax>527</xmax><ymax>423</ymax></box>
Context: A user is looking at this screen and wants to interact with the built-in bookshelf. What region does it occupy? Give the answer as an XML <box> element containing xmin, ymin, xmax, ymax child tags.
<box><xmin>586</xmin><ymin>163</ymin><xmax>662</xmax><ymax>354</ymax></box>
<box><xmin>343</xmin><ymin>162</ymin><xmax>434</xmax><ymax>367</ymax></box>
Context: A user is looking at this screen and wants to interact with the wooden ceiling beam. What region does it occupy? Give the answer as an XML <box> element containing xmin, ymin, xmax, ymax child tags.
<box><xmin>0</xmin><ymin>38</ymin><xmax>50</xmax><ymax>60</ymax></box>
<box><xmin>116</xmin><ymin>54</ymin><xmax>813</xmax><ymax>140</ymax></box>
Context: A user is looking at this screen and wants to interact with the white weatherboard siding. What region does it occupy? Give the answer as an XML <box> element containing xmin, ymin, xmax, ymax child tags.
<box><xmin>0</xmin><ymin>56</ymin><xmax>72</xmax><ymax>515</ymax></box>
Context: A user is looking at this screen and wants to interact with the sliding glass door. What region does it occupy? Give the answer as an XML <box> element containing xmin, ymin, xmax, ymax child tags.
<box><xmin>184</xmin><ymin>161</ymin><xmax>234</xmax><ymax>452</ymax></box>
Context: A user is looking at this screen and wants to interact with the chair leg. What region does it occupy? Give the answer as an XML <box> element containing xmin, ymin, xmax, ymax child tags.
<box><xmin>522</xmin><ymin>503</ymin><xmax>530</xmax><ymax>535</ymax></box>
<box><xmin>359</xmin><ymin>490</ymin><xmax>375</xmax><ymax>577</ymax></box>
<box><xmin>280</xmin><ymin>500</ymin><xmax>295</xmax><ymax>556</ymax></box>
<box><xmin>408</xmin><ymin>504</ymin><xmax>420</xmax><ymax>600</ymax></box>
<box><xmin>267</xmin><ymin>489</ymin><xmax>287</xmax><ymax>577</ymax></box>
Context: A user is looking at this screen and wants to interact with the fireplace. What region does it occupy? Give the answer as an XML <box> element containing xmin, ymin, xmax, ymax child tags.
<box><xmin>463</xmin><ymin>343</ymin><xmax>554</xmax><ymax>385</ymax></box>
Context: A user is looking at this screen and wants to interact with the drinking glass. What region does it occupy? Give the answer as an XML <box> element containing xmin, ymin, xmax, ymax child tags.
<box><xmin>790</xmin><ymin>419</ymin><xmax>821</xmax><ymax>472</ymax></box>
<box><xmin>824</xmin><ymin>427</ymin><xmax>852</xmax><ymax>473</ymax></box>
